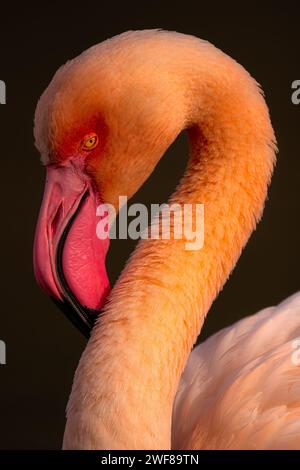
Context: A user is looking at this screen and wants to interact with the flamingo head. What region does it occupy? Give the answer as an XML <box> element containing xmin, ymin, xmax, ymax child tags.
<box><xmin>33</xmin><ymin>31</ymin><xmax>186</xmax><ymax>336</ymax></box>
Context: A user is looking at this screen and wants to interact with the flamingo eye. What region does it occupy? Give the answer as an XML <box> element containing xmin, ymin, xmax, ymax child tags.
<box><xmin>82</xmin><ymin>133</ymin><xmax>99</xmax><ymax>150</ymax></box>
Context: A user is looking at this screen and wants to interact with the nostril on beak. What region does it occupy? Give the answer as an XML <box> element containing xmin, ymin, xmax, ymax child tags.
<box><xmin>51</xmin><ymin>202</ymin><xmax>64</xmax><ymax>238</ymax></box>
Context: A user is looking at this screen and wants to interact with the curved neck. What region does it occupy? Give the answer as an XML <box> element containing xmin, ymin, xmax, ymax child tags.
<box><xmin>64</xmin><ymin>52</ymin><xmax>275</xmax><ymax>450</ymax></box>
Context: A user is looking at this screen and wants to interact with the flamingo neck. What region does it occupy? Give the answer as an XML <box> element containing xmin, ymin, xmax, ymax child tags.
<box><xmin>64</xmin><ymin>54</ymin><xmax>275</xmax><ymax>450</ymax></box>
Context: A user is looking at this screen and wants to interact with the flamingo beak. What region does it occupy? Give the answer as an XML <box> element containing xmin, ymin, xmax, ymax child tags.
<box><xmin>33</xmin><ymin>165</ymin><xmax>110</xmax><ymax>337</ymax></box>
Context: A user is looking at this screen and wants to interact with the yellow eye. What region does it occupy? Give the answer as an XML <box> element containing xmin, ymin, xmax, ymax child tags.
<box><xmin>82</xmin><ymin>133</ymin><xmax>99</xmax><ymax>150</ymax></box>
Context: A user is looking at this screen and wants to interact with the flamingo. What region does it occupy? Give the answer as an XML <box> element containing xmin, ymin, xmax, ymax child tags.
<box><xmin>33</xmin><ymin>30</ymin><xmax>300</xmax><ymax>450</ymax></box>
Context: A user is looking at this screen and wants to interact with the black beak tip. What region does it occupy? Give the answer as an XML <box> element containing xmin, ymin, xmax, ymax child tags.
<box><xmin>51</xmin><ymin>298</ymin><xmax>96</xmax><ymax>339</ymax></box>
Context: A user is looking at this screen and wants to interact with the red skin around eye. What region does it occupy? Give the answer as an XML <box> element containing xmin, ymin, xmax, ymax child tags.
<box><xmin>52</xmin><ymin>114</ymin><xmax>108</xmax><ymax>164</ymax></box>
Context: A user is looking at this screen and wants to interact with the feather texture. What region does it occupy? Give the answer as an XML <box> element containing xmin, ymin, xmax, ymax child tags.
<box><xmin>173</xmin><ymin>293</ymin><xmax>300</xmax><ymax>449</ymax></box>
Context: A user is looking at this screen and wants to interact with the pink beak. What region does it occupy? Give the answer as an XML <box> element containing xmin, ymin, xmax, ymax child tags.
<box><xmin>33</xmin><ymin>165</ymin><xmax>110</xmax><ymax>337</ymax></box>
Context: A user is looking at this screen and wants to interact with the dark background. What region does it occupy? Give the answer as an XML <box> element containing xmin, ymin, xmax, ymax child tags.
<box><xmin>0</xmin><ymin>1</ymin><xmax>299</xmax><ymax>449</ymax></box>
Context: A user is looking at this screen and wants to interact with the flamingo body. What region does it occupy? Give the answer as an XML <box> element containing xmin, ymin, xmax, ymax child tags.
<box><xmin>32</xmin><ymin>30</ymin><xmax>300</xmax><ymax>450</ymax></box>
<box><xmin>173</xmin><ymin>293</ymin><xmax>300</xmax><ymax>449</ymax></box>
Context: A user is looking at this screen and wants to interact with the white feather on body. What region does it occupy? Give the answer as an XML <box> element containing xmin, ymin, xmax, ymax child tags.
<box><xmin>173</xmin><ymin>293</ymin><xmax>300</xmax><ymax>449</ymax></box>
